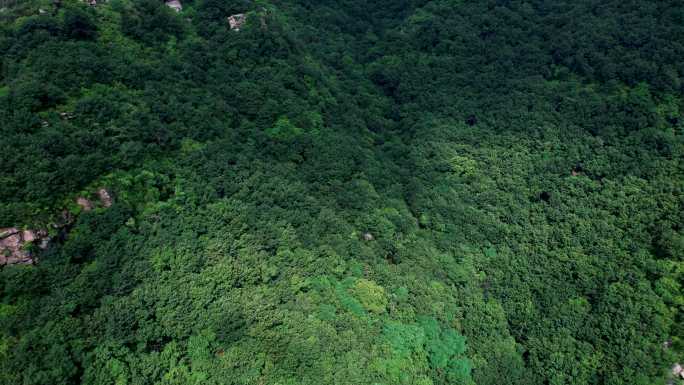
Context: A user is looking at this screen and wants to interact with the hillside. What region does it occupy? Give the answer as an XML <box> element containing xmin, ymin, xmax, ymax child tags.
<box><xmin>1</xmin><ymin>1</ymin><xmax>683</xmax><ymax>384</ymax></box>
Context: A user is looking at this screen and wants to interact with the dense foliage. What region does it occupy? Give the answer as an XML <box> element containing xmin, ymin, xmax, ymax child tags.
<box><xmin>1</xmin><ymin>0</ymin><xmax>682</xmax><ymax>384</ymax></box>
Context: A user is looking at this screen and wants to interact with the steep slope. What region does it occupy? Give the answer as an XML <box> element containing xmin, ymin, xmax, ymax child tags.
<box><xmin>0</xmin><ymin>1</ymin><xmax>682</xmax><ymax>385</ymax></box>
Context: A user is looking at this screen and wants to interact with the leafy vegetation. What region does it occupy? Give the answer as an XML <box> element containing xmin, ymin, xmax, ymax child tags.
<box><xmin>0</xmin><ymin>0</ymin><xmax>682</xmax><ymax>384</ymax></box>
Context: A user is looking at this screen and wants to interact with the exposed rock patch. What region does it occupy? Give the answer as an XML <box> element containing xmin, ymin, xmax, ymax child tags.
<box><xmin>76</xmin><ymin>189</ymin><xmax>112</xmax><ymax>211</ymax></box>
<box><xmin>362</xmin><ymin>232</ymin><xmax>374</xmax><ymax>241</ymax></box>
<box><xmin>2</xmin><ymin>189</ymin><xmax>113</xmax><ymax>266</ymax></box>
<box><xmin>0</xmin><ymin>228</ymin><xmax>18</xmax><ymax>238</ymax></box>
<box><xmin>228</xmin><ymin>13</ymin><xmax>247</xmax><ymax>31</ymax></box>
<box><xmin>98</xmin><ymin>188</ymin><xmax>113</xmax><ymax>207</ymax></box>
<box><xmin>673</xmin><ymin>363</ymin><xmax>684</xmax><ymax>377</ymax></box>
<box><xmin>77</xmin><ymin>197</ymin><xmax>94</xmax><ymax>211</ymax></box>
<box><xmin>0</xmin><ymin>228</ymin><xmax>48</xmax><ymax>266</ymax></box>
<box><xmin>77</xmin><ymin>0</ymin><xmax>99</xmax><ymax>6</ymax></box>
<box><xmin>165</xmin><ymin>0</ymin><xmax>182</xmax><ymax>12</ymax></box>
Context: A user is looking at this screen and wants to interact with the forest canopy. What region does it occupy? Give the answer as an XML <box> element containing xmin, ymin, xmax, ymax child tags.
<box><xmin>0</xmin><ymin>0</ymin><xmax>682</xmax><ymax>384</ymax></box>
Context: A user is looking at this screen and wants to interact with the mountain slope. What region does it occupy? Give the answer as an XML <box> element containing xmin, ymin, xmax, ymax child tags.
<box><xmin>0</xmin><ymin>1</ymin><xmax>682</xmax><ymax>384</ymax></box>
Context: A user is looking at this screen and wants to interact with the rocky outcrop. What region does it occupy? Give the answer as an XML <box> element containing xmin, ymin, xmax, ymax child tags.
<box><xmin>673</xmin><ymin>364</ymin><xmax>684</xmax><ymax>378</ymax></box>
<box><xmin>77</xmin><ymin>197</ymin><xmax>94</xmax><ymax>211</ymax></box>
<box><xmin>98</xmin><ymin>188</ymin><xmax>113</xmax><ymax>207</ymax></box>
<box><xmin>228</xmin><ymin>13</ymin><xmax>247</xmax><ymax>31</ymax></box>
<box><xmin>0</xmin><ymin>228</ymin><xmax>49</xmax><ymax>266</ymax></box>
<box><xmin>2</xmin><ymin>188</ymin><xmax>114</xmax><ymax>267</ymax></box>
<box><xmin>165</xmin><ymin>0</ymin><xmax>181</xmax><ymax>12</ymax></box>
<box><xmin>76</xmin><ymin>188</ymin><xmax>112</xmax><ymax>211</ymax></box>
